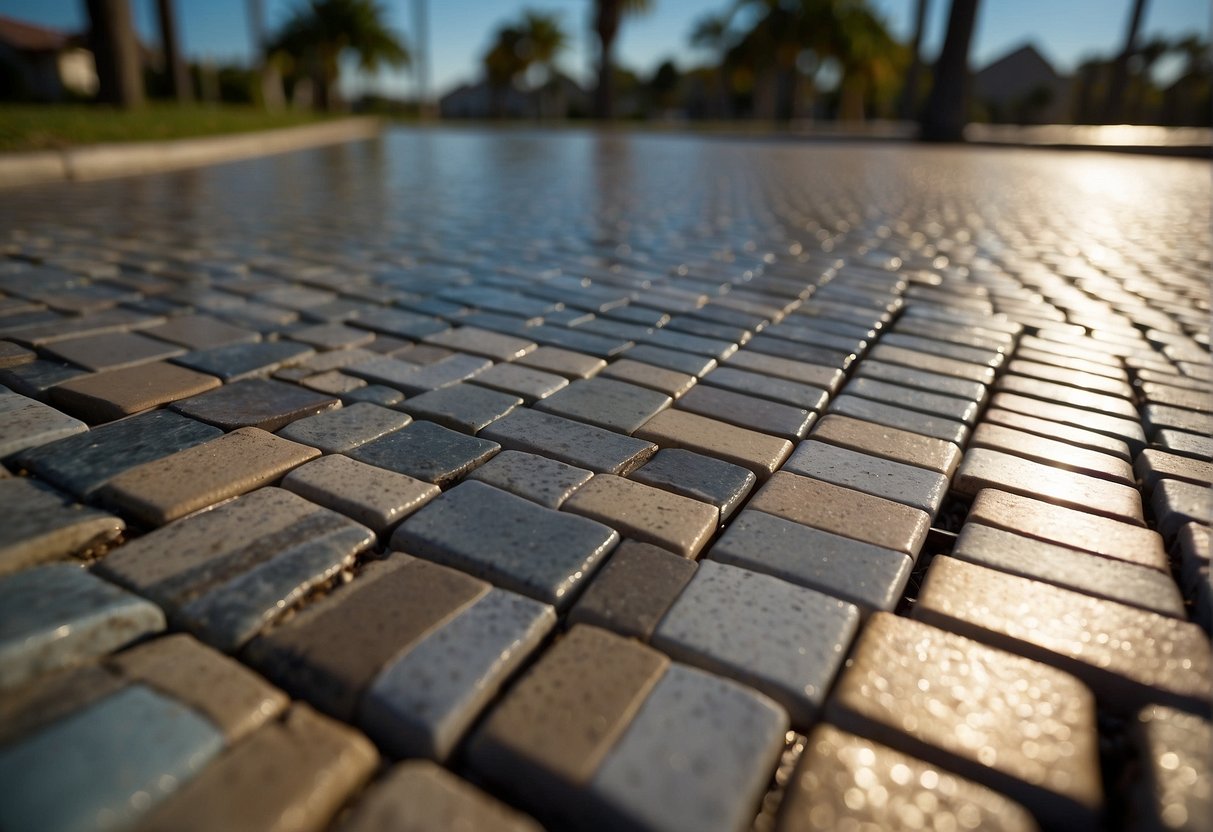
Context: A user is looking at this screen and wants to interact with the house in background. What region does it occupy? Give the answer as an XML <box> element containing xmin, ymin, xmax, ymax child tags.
<box><xmin>973</xmin><ymin>43</ymin><xmax>1072</xmax><ymax>124</ymax></box>
<box><xmin>0</xmin><ymin>15</ymin><xmax>97</xmax><ymax>101</ymax></box>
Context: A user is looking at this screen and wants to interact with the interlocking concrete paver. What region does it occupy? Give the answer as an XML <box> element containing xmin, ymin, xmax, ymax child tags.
<box><xmin>50</xmin><ymin>360</ymin><xmax>221</xmax><ymax>423</ymax></box>
<box><xmin>288</xmin><ymin>321</ymin><xmax>376</xmax><ymax>350</ymax></box>
<box><xmin>424</xmin><ymin>325</ymin><xmax>537</xmax><ymax>361</ymax></box>
<box><xmin>465</xmin><ymin>448</ymin><xmax>593</xmax><ymax>508</ymax></box>
<box><xmin>282</xmin><ymin>454</ymin><xmax>440</xmax><ymax>534</ymax></box>
<box><xmin>98</xmin><ymin>427</ymin><xmax>319</xmax><ymax>525</ymax></box>
<box><xmin>952</xmin><ymin>522</ymin><xmax>1185</xmax><ymax>617</ymax></box>
<box><xmin>709</xmin><ymin>509</ymin><xmax>911</xmax><ymax>615</ymax></box>
<box><xmin>992</xmin><ymin>392</ymin><xmax>1147</xmax><ymax>454</ymax></box>
<box><xmin>393</xmin><ymin>480</ymin><xmax>618</xmax><ymax>608</ymax></box>
<box><xmin>652</xmin><ymin>560</ymin><xmax>859</xmax><ymax>724</ymax></box>
<box><xmin>399</xmin><ymin>383</ymin><xmax>522</xmax><ymax>434</ymax></box>
<box><xmin>783</xmin><ymin>440</ymin><xmax>949</xmax><ymax>516</ymax></box>
<box><xmin>338</xmin><ymin>761</ymin><xmax>544</xmax><ymax>832</ymax></box>
<box><xmin>536</xmin><ymin>377</ymin><xmax>672</xmax><ymax>435</ymax></box>
<box><xmin>852</xmin><ymin>358</ymin><xmax>989</xmax><ymax>404</ymax></box>
<box><xmin>0</xmin><ymin>564</ymin><xmax>165</xmax><ymax>689</ymax></box>
<box><xmin>0</xmin><ymin>357</ymin><xmax>89</xmax><ymax>397</ymax></box>
<box><xmin>0</xmin><ymin>340</ymin><xmax>35</xmax><ymax>368</ymax></box>
<box><xmin>481</xmin><ymin>407</ymin><xmax>657</xmax><ymax>474</ymax></box>
<box><xmin>844</xmin><ymin>376</ymin><xmax>980</xmax><ymax>425</ymax></box>
<box><xmin>598</xmin><ymin>358</ymin><xmax>697</xmax><ymax>398</ymax></box>
<box><xmin>564</xmin><ymin>473</ymin><xmax>718</xmax><ymax>558</ymax></box>
<box><xmin>748</xmin><ymin>471</ymin><xmax>930</xmax><ymax>557</ymax></box>
<box><xmin>43</xmin><ymin>330</ymin><xmax>185</xmax><ymax>371</ymax></box>
<box><xmin>827</xmin><ymin>393</ymin><xmax>970</xmax><ymax>445</ymax></box>
<box><xmin>636</xmin><ymin>408</ymin><xmax>792</xmax><ymax>477</ymax></box>
<box><xmin>0</xmin><ymin>478</ymin><xmax>124</xmax><ymax>574</ymax></box>
<box><xmin>276</xmin><ymin>401</ymin><xmax>409</xmax><ymax>452</ymax></box>
<box><xmin>970</xmin><ymin>421</ymin><xmax>1135</xmax><ymax>484</ymax></box>
<box><xmin>777</xmin><ymin>725</ymin><xmax>1038</xmax><ymax>832</ymax></box>
<box><xmin>171</xmin><ymin>377</ymin><xmax>340</xmax><ymax>431</ymax></box>
<box><xmin>514</xmin><ymin>345</ymin><xmax>606</xmax><ymax>379</ymax></box>
<box><xmin>467</xmin><ymin>361</ymin><xmax>569</xmax><ymax>402</ymax></box>
<box><xmin>723</xmin><ymin>350</ymin><xmax>844</xmax><ymax>393</ymax></box>
<box><xmin>676</xmin><ymin>383</ymin><xmax>815</xmax><ymax>441</ymax></box>
<box><xmin>589</xmin><ymin>663</ymin><xmax>788</xmax><ymax>832</ymax></box>
<box><xmin>1005</xmin><ymin>358</ymin><xmax>1133</xmax><ymax>398</ymax></box>
<box><xmin>134</xmin><ymin>704</ymin><xmax>377</xmax><ymax>832</ymax></box>
<box><xmin>983</xmin><ymin>406</ymin><xmax>1132</xmax><ymax>460</ymax></box>
<box><xmin>619</xmin><ymin>343</ymin><xmax>718</xmax><ymax>377</ymax></box>
<box><xmin>347</xmin><ymin>419</ymin><xmax>500</xmax><ymax>486</ymax></box>
<box><xmin>467</xmin><ymin>625</ymin><xmax>668</xmax><ymax>819</ymax></box>
<box><xmin>810</xmin><ymin>413</ymin><xmax>961</xmax><ymax>475</ymax></box>
<box><xmin>361</xmin><ymin>586</ymin><xmax>555</xmax><ymax>760</ymax></box>
<box><xmin>0</xmin><ymin>684</ymin><xmax>224</xmax><ymax>832</ymax></box>
<box><xmin>342</xmin><ymin>382</ymin><xmax>403</xmax><ymax>407</ymax></box>
<box><xmin>1151</xmin><ymin>478</ymin><xmax>1213</xmax><ymax>539</ymax></box>
<box><xmin>915</xmin><ymin>556</ymin><xmax>1212</xmax><ymax>713</ymax></box>
<box><xmin>172</xmin><ymin>339</ymin><xmax>314</xmax><ymax>381</ymax></box>
<box><xmin>1130</xmin><ymin>706</ymin><xmax>1212</xmax><ymax>832</ymax></box>
<box><xmin>567</xmin><ymin>540</ymin><xmax>697</xmax><ymax>640</ymax></box>
<box><xmin>827</xmin><ymin>613</ymin><xmax>1102</xmax><ymax>830</ymax></box>
<box><xmin>0</xmin><ymin>663</ymin><xmax>126</xmax><ymax>748</ymax></box>
<box><xmin>630</xmin><ymin>447</ymin><xmax>755</xmax><ymax>523</ymax></box>
<box><xmin>868</xmin><ymin>343</ymin><xmax>996</xmax><ymax>384</ymax></box>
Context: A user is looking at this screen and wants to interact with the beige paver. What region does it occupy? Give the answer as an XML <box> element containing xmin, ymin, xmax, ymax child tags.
<box><xmin>996</xmin><ymin>374</ymin><xmax>1139</xmax><ymax>419</ymax></box>
<box><xmin>826</xmin><ymin>612</ymin><xmax>1103</xmax><ymax>830</ymax></box>
<box><xmin>563</xmin><ymin>474</ymin><xmax>718</xmax><ymax>558</ymax></box>
<box><xmin>965</xmin><ymin>488</ymin><xmax>1168</xmax><ymax>571</ymax></box>
<box><xmin>1130</xmin><ymin>706</ymin><xmax>1212</xmax><ymax>832</ymax></box>
<box><xmin>42</xmin><ymin>331</ymin><xmax>184</xmax><ymax>372</ymax></box>
<box><xmin>599</xmin><ymin>358</ymin><xmax>697</xmax><ymax>398</ymax></box>
<box><xmin>915</xmin><ymin>556</ymin><xmax>1212</xmax><ymax>713</ymax></box>
<box><xmin>635</xmin><ymin>408</ymin><xmax>793</xmax><ymax>478</ymax></box>
<box><xmin>810</xmin><ymin>413</ymin><xmax>962</xmax><ymax>475</ymax></box>
<box><xmin>97</xmin><ymin>428</ymin><xmax>319</xmax><ymax>525</ymax></box>
<box><xmin>467</xmin><ymin>625</ymin><xmax>668</xmax><ymax>817</ymax></box>
<box><xmin>133</xmin><ymin>704</ymin><xmax>378</xmax><ymax>832</ymax></box>
<box><xmin>954</xmin><ymin>448</ymin><xmax>1144</xmax><ymax>524</ymax></box>
<box><xmin>281</xmin><ymin>454</ymin><xmax>440</xmax><ymax>534</ymax></box>
<box><xmin>776</xmin><ymin>724</ymin><xmax>1039</xmax><ymax>832</ymax></box>
<box><xmin>50</xmin><ymin>361</ymin><xmax>220</xmax><ymax>422</ymax></box>
<box><xmin>424</xmin><ymin>326</ymin><xmax>536</xmax><ymax>361</ymax></box>
<box><xmin>970</xmin><ymin>422</ymin><xmax>1134</xmax><ymax>484</ymax></box>
<box><xmin>748</xmin><ymin>471</ymin><xmax>930</xmax><ymax>557</ymax></box>
<box><xmin>515</xmin><ymin>345</ymin><xmax>606</xmax><ymax>379</ymax></box>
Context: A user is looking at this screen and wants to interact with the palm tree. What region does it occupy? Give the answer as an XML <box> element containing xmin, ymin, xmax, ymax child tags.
<box><xmin>898</xmin><ymin>0</ymin><xmax>929</xmax><ymax>119</ymax></box>
<box><xmin>834</xmin><ymin>1</ymin><xmax>901</xmax><ymax>122</ymax></box>
<box><xmin>593</xmin><ymin>0</ymin><xmax>652</xmax><ymax>119</ymax></box>
<box><xmin>919</xmin><ymin>0</ymin><xmax>980</xmax><ymax>141</ymax></box>
<box><xmin>522</xmin><ymin>10</ymin><xmax>569</xmax><ymax>118</ymax></box>
<box><xmin>1103</xmin><ymin>0</ymin><xmax>1149</xmax><ymax>123</ymax></box>
<box><xmin>155</xmin><ymin>0</ymin><xmax>192</xmax><ymax>102</ymax></box>
<box><xmin>482</xmin><ymin>11</ymin><xmax>568</xmax><ymax>118</ymax></box>
<box><xmin>85</xmin><ymin>0</ymin><xmax>145</xmax><ymax>108</ymax></box>
<box><xmin>272</xmin><ymin>0</ymin><xmax>409</xmax><ymax>111</ymax></box>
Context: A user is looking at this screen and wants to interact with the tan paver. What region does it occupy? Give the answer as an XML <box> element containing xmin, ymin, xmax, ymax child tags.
<box><xmin>133</xmin><ymin>704</ymin><xmax>377</xmax><ymax>832</ymax></box>
<box><xmin>966</xmin><ymin>488</ymin><xmax>1168</xmax><ymax>571</ymax></box>
<box><xmin>996</xmin><ymin>374</ymin><xmax>1139</xmax><ymax>419</ymax></box>
<box><xmin>97</xmin><ymin>427</ymin><xmax>319</xmax><ymax>525</ymax></box>
<box><xmin>563</xmin><ymin>474</ymin><xmax>718</xmax><ymax>558</ymax></box>
<box><xmin>776</xmin><ymin>724</ymin><xmax>1038</xmax><ymax>832</ymax></box>
<box><xmin>599</xmin><ymin>358</ymin><xmax>697</xmax><ymax>398</ymax></box>
<box><xmin>1130</xmin><ymin>706</ymin><xmax>1212</xmax><ymax>832</ymax></box>
<box><xmin>970</xmin><ymin>422</ymin><xmax>1134</xmax><ymax>484</ymax></box>
<box><xmin>810</xmin><ymin>413</ymin><xmax>962</xmax><ymax>475</ymax></box>
<box><xmin>515</xmin><ymin>345</ymin><xmax>606</xmax><ymax>379</ymax></box>
<box><xmin>50</xmin><ymin>361</ymin><xmax>220</xmax><ymax>423</ymax></box>
<box><xmin>423</xmin><ymin>325</ymin><xmax>537</xmax><ymax>361</ymax></box>
<box><xmin>635</xmin><ymin>408</ymin><xmax>792</xmax><ymax>478</ymax></box>
<box><xmin>281</xmin><ymin>454</ymin><xmax>440</xmax><ymax>534</ymax></box>
<box><xmin>915</xmin><ymin>556</ymin><xmax>1212</xmax><ymax>713</ymax></box>
<box><xmin>983</xmin><ymin>407</ymin><xmax>1132</xmax><ymax>460</ymax></box>
<box><xmin>826</xmin><ymin>612</ymin><xmax>1103</xmax><ymax>830</ymax></box>
<box><xmin>42</xmin><ymin>331</ymin><xmax>184</xmax><ymax>372</ymax></box>
<box><xmin>748</xmin><ymin>470</ymin><xmax>930</xmax><ymax>557</ymax></box>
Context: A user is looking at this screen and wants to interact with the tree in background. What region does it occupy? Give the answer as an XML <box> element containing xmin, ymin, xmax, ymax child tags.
<box><xmin>1103</xmin><ymin>0</ymin><xmax>1148</xmax><ymax>123</ymax></box>
<box><xmin>593</xmin><ymin>0</ymin><xmax>651</xmax><ymax>119</ymax></box>
<box><xmin>898</xmin><ymin>0</ymin><xmax>929</xmax><ymax>118</ymax></box>
<box><xmin>271</xmin><ymin>0</ymin><xmax>409</xmax><ymax>111</ymax></box>
<box><xmin>155</xmin><ymin>0</ymin><xmax>191</xmax><ymax>102</ymax></box>
<box><xmin>919</xmin><ymin>0</ymin><xmax>980</xmax><ymax>141</ymax></box>
<box><xmin>85</xmin><ymin>0</ymin><xmax>145</xmax><ymax>108</ymax></box>
<box><xmin>482</xmin><ymin>10</ymin><xmax>568</xmax><ymax>118</ymax></box>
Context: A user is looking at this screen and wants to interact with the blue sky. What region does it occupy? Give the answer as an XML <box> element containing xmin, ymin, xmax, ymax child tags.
<box><xmin>4</xmin><ymin>0</ymin><xmax>1207</xmax><ymax>98</ymax></box>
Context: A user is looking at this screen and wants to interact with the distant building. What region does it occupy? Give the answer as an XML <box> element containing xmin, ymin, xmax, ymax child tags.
<box><xmin>974</xmin><ymin>44</ymin><xmax>1071</xmax><ymax>124</ymax></box>
<box><xmin>0</xmin><ymin>15</ymin><xmax>97</xmax><ymax>101</ymax></box>
<box><xmin>440</xmin><ymin>74</ymin><xmax>588</xmax><ymax>119</ymax></box>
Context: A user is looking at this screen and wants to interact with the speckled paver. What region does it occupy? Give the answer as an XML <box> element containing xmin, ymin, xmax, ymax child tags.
<box><xmin>568</xmin><ymin>540</ymin><xmax>698</xmax><ymax>641</ymax></box>
<box><xmin>276</xmin><ymin>401</ymin><xmax>409</xmax><ymax>453</ymax></box>
<box><xmin>43</xmin><ymin>330</ymin><xmax>185</xmax><ymax>372</ymax></box>
<box><xmin>96</xmin><ymin>487</ymin><xmax>374</xmax><ymax>650</ymax></box>
<box><xmin>282</xmin><ymin>454</ymin><xmax>440</xmax><ymax>534</ymax></box>
<box><xmin>50</xmin><ymin>360</ymin><xmax>221</xmax><ymax>422</ymax></box>
<box><xmin>399</xmin><ymin>383</ymin><xmax>522</xmax><ymax>434</ymax></box>
<box><xmin>777</xmin><ymin>725</ymin><xmax>1038</xmax><ymax>832</ymax></box>
<box><xmin>0</xmin><ymin>478</ymin><xmax>124</xmax><ymax>574</ymax></box>
<box><xmin>748</xmin><ymin>471</ymin><xmax>930</xmax><ymax>557</ymax></box>
<box><xmin>1151</xmin><ymin>478</ymin><xmax>1213</xmax><ymax>539</ymax></box>
<box><xmin>424</xmin><ymin>325</ymin><xmax>537</xmax><ymax>361</ymax></box>
<box><xmin>599</xmin><ymin>358</ymin><xmax>697</xmax><ymax>398</ymax></box>
<box><xmin>810</xmin><ymin>413</ymin><xmax>961</xmax><ymax>475</ymax></box>
<box><xmin>723</xmin><ymin>350</ymin><xmax>843</xmax><ymax>392</ymax></box>
<box><xmin>481</xmin><ymin>407</ymin><xmax>657</xmax><ymax>474</ymax></box>
<box><xmin>0</xmin><ymin>389</ymin><xmax>85</xmax><ymax>459</ymax></box>
<box><xmin>0</xmin><ymin>685</ymin><xmax>224</xmax><ymax>832</ymax></box>
<box><xmin>589</xmin><ymin>663</ymin><xmax>788</xmax><ymax>832</ymax></box>
<box><xmin>347</xmin><ymin>419</ymin><xmax>499</xmax><ymax>486</ymax></box>
<box><xmin>652</xmin><ymin>560</ymin><xmax>859</xmax><ymax>725</ymax></box>
<box><xmin>1130</xmin><ymin>706</ymin><xmax>1212</xmax><ymax>832</ymax></box>
<box><xmin>15</xmin><ymin>408</ymin><xmax>222</xmax><ymax>497</ymax></box>
<box><xmin>709</xmin><ymin>509</ymin><xmax>911</xmax><ymax>615</ymax></box>
<box><xmin>392</xmin><ymin>480</ymin><xmax>618</xmax><ymax>608</ymax></box>
<box><xmin>0</xmin><ymin>564</ymin><xmax>165</xmax><ymax>689</ymax></box>
<box><xmin>971</xmin><ymin>421</ymin><xmax>1135</xmax><ymax>484</ymax></box>
<box><xmin>676</xmin><ymin>383</ymin><xmax>815</xmax><ymax>441</ymax></box>
<box><xmin>465</xmin><ymin>449</ymin><xmax>593</xmax><ymax>508</ymax></box>
<box><xmin>636</xmin><ymin>408</ymin><xmax>792</xmax><ymax>478</ymax></box>
<box><xmin>868</xmin><ymin>343</ymin><xmax>995</xmax><ymax>385</ymax></box>
<box><xmin>843</xmin><ymin>376</ymin><xmax>980</xmax><ymax>425</ymax></box>
<box><xmin>951</xmin><ymin>522</ymin><xmax>1185</xmax><ymax>617</ymax></box>
<box><xmin>467</xmin><ymin>626</ymin><xmax>669</xmax><ymax>821</ymax></box>
<box><xmin>361</xmin><ymin>586</ymin><xmax>555</xmax><ymax>760</ymax></box>
<box><xmin>827</xmin><ymin>393</ymin><xmax>970</xmax><ymax>445</ymax></box>
<box><xmin>514</xmin><ymin>345</ymin><xmax>606</xmax><ymax>379</ymax></box>
<box><xmin>171</xmin><ymin>377</ymin><xmax>340</xmax><ymax>431</ymax></box>
<box><xmin>966</xmin><ymin>488</ymin><xmax>1168</xmax><ymax>571</ymax></box>
<box><xmin>1136</xmin><ymin>448</ymin><xmax>1213</xmax><ymax>489</ymax></box>
<box><xmin>783</xmin><ymin>441</ymin><xmax>949</xmax><ymax>517</ymax></box>
<box><xmin>630</xmin><ymin>447</ymin><xmax>756</xmax><ymax>523</ymax></box>
<box><xmin>97</xmin><ymin>427</ymin><xmax>319</xmax><ymax>526</ymax></box>
<box><xmin>826</xmin><ymin>613</ymin><xmax>1103</xmax><ymax>829</ymax></box>
<box><xmin>467</xmin><ymin>361</ymin><xmax>570</xmax><ymax>403</ymax></box>
<box><xmin>992</xmin><ymin>392</ymin><xmax>1146</xmax><ymax>454</ymax></box>
<box><xmin>915</xmin><ymin>556</ymin><xmax>1212</xmax><ymax>713</ymax></box>
<box><xmin>536</xmin><ymin>377</ymin><xmax>672</xmax><ymax>435</ymax></box>
<box><xmin>563</xmin><ymin>474</ymin><xmax>718</xmax><ymax>558</ymax></box>
<box><xmin>142</xmin><ymin>313</ymin><xmax>261</xmax><ymax>350</ymax></box>
<box><xmin>853</xmin><ymin>359</ymin><xmax>990</xmax><ymax>405</ymax></box>
<box><xmin>338</xmin><ymin>761</ymin><xmax>543</xmax><ymax>832</ymax></box>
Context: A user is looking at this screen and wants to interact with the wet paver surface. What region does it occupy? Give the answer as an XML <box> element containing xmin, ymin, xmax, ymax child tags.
<box><xmin>0</xmin><ymin>127</ymin><xmax>1209</xmax><ymax>832</ymax></box>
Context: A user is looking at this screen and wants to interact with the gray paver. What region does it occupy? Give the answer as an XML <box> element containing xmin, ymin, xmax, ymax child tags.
<box><xmin>1151</xmin><ymin>478</ymin><xmax>1213</xmax><ymax>538</ymax></box>
<box><xmin>536</xmin><ymin>377</ymin><xmax>672</xmax><ymax>435</ymax></box>
<box><xmin>171</xmin><ymin>340</ymin><xmax>313</xmax><ymax>381</ymax></box>
<box><xmin>481</xmin><ymin>407</ymin><xmax>657</xmax><ymax>474</ymax></box>
<box><xmin>282</xmin><ymin>454</ymin><xmax>440</xmax><ymax>534</ymax></box>
<box><xmin>598</xmin><ymin>358</ymin><xmax>697</xmax><ymax>398</ymax></box>
<box><xmin>843</xmin><ymin>375</ymin><xmax>980</xmax><ymax>424</ymax></box>
<box><xmin>43</xmin><ymin>330</ymin><xmax>186</xmax><ymax>371</ymax></box>
<box><xmin>783</xmin><ymin>440</ymin><xmax>949</xmax><ymax>516</ymax></box>
<box><xmin>514</xmin><ymin>345</ymin><xmax>606</xmax><ymax>379</ymax></box>
<box><xmin>171</xmin><ymin>377</ymin><xmax>340</xmax><ymax>431</ymax></box>
<box><xmin>348</xmin><ymin>419</ymin><xmax>500</xmax><ymax>486</ymax></box>
<box><xmin>143</xmin><ymin>313</ymin><xmax>262</xmax><ymax>350</ymax></box>
<box><xmin>276</xmin><ymin>401</ymin><xmax>410</xmax><ymax>452</ymax></box>
<box><xmin>0</xmin><ymin>479</ymin><xmax>124</xmax><ymax>575</ymax></box>
<box><xmin>630</xmin><ymin>447</ymin><xmax>756</xmax><ymax>523</ymax></box>
<box><xmin>620</xmin><ymin>343</ymin><xmax>718</xmax><ymax>377</ymax></box>
<box><xmin>567</xmin><ymin>540</ymin><xmax>698</xmax><ymax>641</ymax></box>
<box><xmin>0</xmin><ymin>390</ymin><xmax>87</xmax><ymax>457</ymax></box>
<box><xmin>465</xmin><ymin>449</ymin><xmax>593</xmax><ymax>508</ymax></box>
<box><xmin>1130</xmin><ymin>706</ymin><xmax>1212</xmax><ymax>832</ymax></box>
<box><xmin>652</xmin><ymin>560</ymin><xmax>859</xmax><ymax>724</ymax></box>
<box><xmin>400</xmin><ymin>382</ymin><xmax>522</xmax><ymax>434</ymax></box>
<box><xmin>992</xmin><ymin>392</ymin><xmax>1146</xmax><ymax>454</ymax></box>
<box><xmin>468</xmin><ymin>361</ymin><xmax>569</xmax><ymax>402</ymax></box>
<box><xmin>971</xmin><ymin>421</ymin><xmax>1135</xmax><ymax>484</ymax></box>
<box><xmin>677</xmin><ymin>383</ymin><xmax>815</xmax><ymax>441</ymax></box>
<box><xmin>809</xmin><ymin>413</ymin><xmax>961</xmax><ymax>475</ymax></box>
<box><xmin>723</xmin><ymin>350</ymin><xmax>844</xmax><ymax>392</ymax></box>
<box><xmin>392</xmin><ymin>480</ymin><xmax>619</xmax><ymax>608</ymax></box>
<box><xmin>709</xmin><ymin>509</ymin><xmax>911</xmax><ymax>615</ymax></box>
<box><xmin>984</xmin><ymin>406</ymin><xmax>1132</xmax><ymax>460</ymax></box>
<box><xmin>828</xmin><ymin>393</ymin><xmax>969</xmax><ymax>445</ymax></box>
<box><xmin>0</xmin><ymin>564</ymin><xmax>165</xmax><ymax>689</ymax></box>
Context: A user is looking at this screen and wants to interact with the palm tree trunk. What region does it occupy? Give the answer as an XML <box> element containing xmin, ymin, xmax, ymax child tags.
<box><xmin>898</xmin><ymin>0</ymin><xmax>929</xmax><ymax>119</ymax></box>
<box><xmin>156</xmin><ymin>0</ymin><xmax>192</xmax><ymax>103</ymax></box>
<box><xmin>86</xmin><ymin>0</ymin><xmax>145</xmax><ymax>108</ymax></box>
<box><xmin>593</xmin><ymin>0</ymin><xmax>621</xmax><ymax>119</ymax></box>
<box><xmin>1103</xmin><ymin>0</ymin><xmax>1148</xmax><ymax>123</ymax></box>
<box><xmin>920</xmin><ymin>0</ymin><xmax>980</xmax><ymax>142</ymax></box>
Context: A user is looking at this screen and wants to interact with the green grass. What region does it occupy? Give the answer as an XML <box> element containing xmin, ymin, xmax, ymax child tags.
<box><xmin>0</xmin><ymin>104</ymin><xmax>338</xmax><ymax>152</ymax></box>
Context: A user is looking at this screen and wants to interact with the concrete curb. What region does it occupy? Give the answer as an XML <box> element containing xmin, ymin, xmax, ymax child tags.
<box><xmin>0</xmin><ymin>116</ymin><xmax>383</xmax><ymax>189</ymax></box>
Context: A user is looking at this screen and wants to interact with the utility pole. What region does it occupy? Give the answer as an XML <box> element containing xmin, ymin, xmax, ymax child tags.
<box><xmin>86</xmin><ymin>0</ymin><xmax>145</xmax><ymax>108</ymax></box>
<box><xmin>155</xmin><ymin>0</ymin><xmax>192</xmax><ymax>102</ymax></box>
